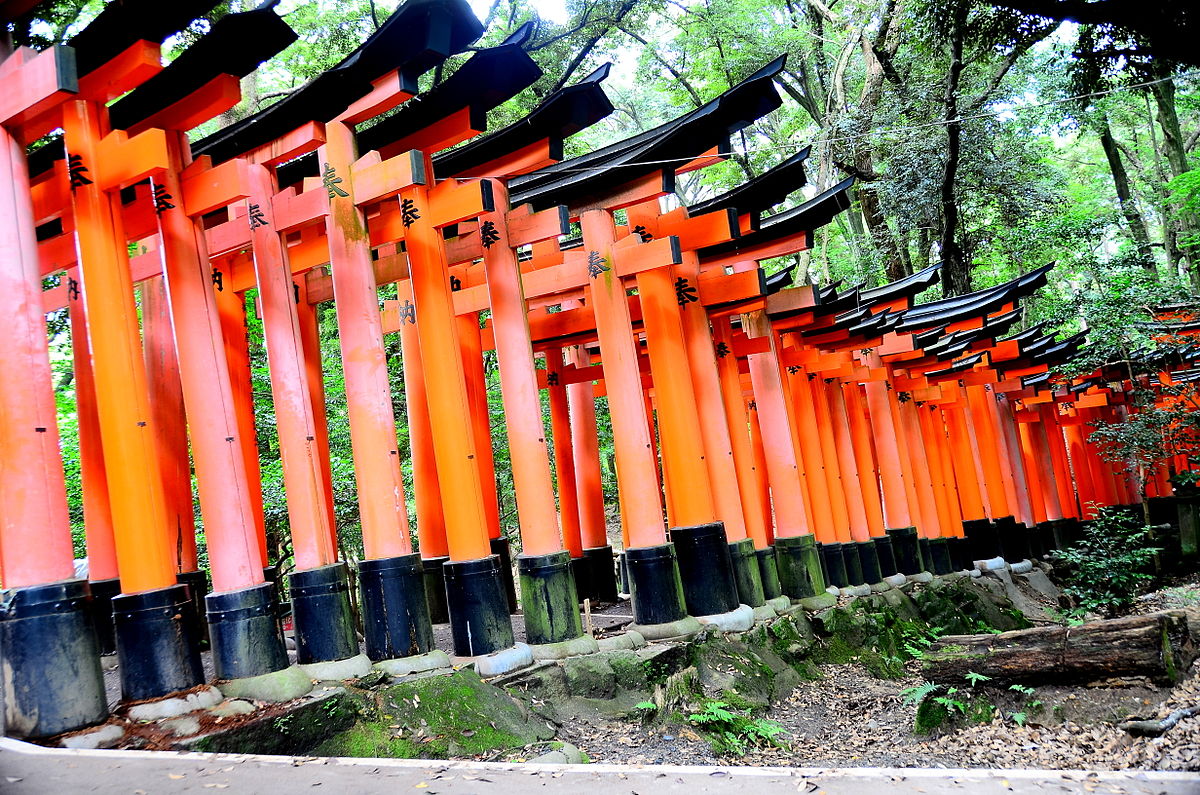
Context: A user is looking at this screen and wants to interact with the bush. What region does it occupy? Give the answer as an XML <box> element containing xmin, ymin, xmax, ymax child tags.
<box><xmin>1056</xmin><ymin>507</ymin><xmax>1159</xmax><ymax>618</ymax></box>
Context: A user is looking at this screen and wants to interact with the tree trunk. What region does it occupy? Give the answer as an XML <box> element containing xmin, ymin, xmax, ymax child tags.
<box><xmin>938</xmin><ymin>1</ymin><xmax>971</xmax><ymax>297</ymax></box>
<box><xmin>1151</xmin><ymin>73</ymin><xmax>1199</xmax><ymax>285</ymax></box>
<box><xmin>859</xmin><ymin>184</ymin><xmax>909</xmax><ymax>282</ymax></box>
<box><xmin>1098</xmin><ymin>115</ymin><xmax>1154</xmax><ymax>262</ymax></box>
<box><xmin>922</xmin><ymin>609</ymin><xmax>1199</xmax><ymax>686</ymax></box>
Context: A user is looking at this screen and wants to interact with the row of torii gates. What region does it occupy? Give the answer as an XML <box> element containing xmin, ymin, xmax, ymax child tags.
<box><xmin>0</xmin><ymin>0</ymin><xmax>1150</xmax><ymax>739</ymax></box>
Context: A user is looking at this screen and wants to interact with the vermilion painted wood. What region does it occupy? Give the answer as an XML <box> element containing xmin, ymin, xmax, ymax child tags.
<box><xmin>62</xmin><ymin>99</ymin><xmax>176</xmax><ymax>594</ymax></box>
<box><xmin>214</xmin><ymin>284</ymin><xmax>269</xmax><ymax>569</ymax></box>
<box><xmin>458</xmin><ymin>314</ymin><xmax>504</xmax><ymax>543</ymax></box>
<box><xmin>293</xmin><ymin>275</ymin><xmax>340</xmax><ymax>555</ymax></box>
<box><xmin>861</xmin><ymin>351</ymin><xmax>912</xmax><ymax>531</ymax></box>
<box><xmin>0</xmin><ymin>123</ymin><xmax>76</xmax><ymax>588</ymax></box>
<box><xmin>805</xmin><ymin>370</ymin><xmax>853</xmax><ymax>544</ymax></box>
<box><xmin>67</xmin><ymin>266</ymin><xmax>119</xmax><ymax>581</ymax></box>
<box><xmin>944</xmin><ymin>404</ymin><xmax>987</xmax><ymax>522</ymax></box>
<box><xmin>746</xmin><ymin>402</ymin><xmax>775</xmax><ymax>545</ymax></box>
<box><xmin>580</xmin><ymin>208</ymin><xmax>666</xmax><ymax>550</ymax></box>
<box><xmin>842</xmin><ymin>382</ymin><xmax>887</xmax><ymax>537</ymax></box>
<box><xmin>395</xmin><ymin>271</ymin><xmax>450</xmax><ymax>561</ymax></box>
<box><xmin>965</xmin><ymin>384</ymin><xmax>1013</xmax><ymax>521</ymax></box>
<box><xmin>155</xmin><ymin>129</ymin><xmax>266</xmax><ymax>589</ymax></box>
<box><xmin>783</xmin><ymin>363</ymin><xmax>836</xmax><ymax>544</ymax></box>
<box><xmin>635</xmin><ymin>264</ymin><xmax>717</xmax><ymax>528</ymax></box>
<box><xmin>481</xmin><ymin>181</ymin><xmax>565</xmax><ymax>558</ymax></box>
<box><xmin>321</xmin><ymin>120</ymin><xmax>412</xmax><ymax>561</ymax></box>
<box><xmin>712</xmin><ymin>316</ymin><xmax>770</xmax><ymax>550</ymax></box>
<box><xmin>141</xmin><ymin>275</ymin><xmax>198</xmax><ymax>572</ymax></box>
<box><xmin>546</xmin><ymin>347</ymin><xmax>582</xmax><ymax>558</ymax></box>
<box><xmin>565</xmin><ymin>339</ymin><xmax>609</xmax><ymax>552</ymax></box>
<box><xmin>742</xmin><ymin>310</ymin><xmax>812</xmax><ymax>539</ymax></box>
<box><xmin>245</xmin><ymin>162</ymin><xmax>337</xmax><ymax>570</ymax></box>
<box><xmin>401</xmin><ymin>167</ymin><xmax>491</xmax><ymax>563</ymax></box>
<box><xmin>825</xmin><ymin>379</ymin><xmax>871</xmax><ymax>543</ymax></box>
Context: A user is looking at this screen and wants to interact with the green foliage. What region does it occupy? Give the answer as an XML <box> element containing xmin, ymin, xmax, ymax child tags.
<box><xmin>1056</xmin><ymin>507</ymin><xmax>1160</xmax><ymax>618</ymax></box>
<box><xmin>905</xmin><ymin>681</ymin><xmax>995</xmax><ymax>735</ymax></box>
<box><xmin>684</xmin><ymin>700</ymin><xmax>787</xmax><ymax>756</ymax></box>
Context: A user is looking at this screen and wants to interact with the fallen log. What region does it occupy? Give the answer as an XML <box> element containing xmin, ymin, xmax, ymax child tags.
<box><xmin>921</xmin><ymin>609</ymin><xmax>1198</xmax><ymax>686</ymax></box>
<box><xmin>1121</xmin><ymin>705</ymin><xmax>1200</xmax><ymax>737</ymax></box>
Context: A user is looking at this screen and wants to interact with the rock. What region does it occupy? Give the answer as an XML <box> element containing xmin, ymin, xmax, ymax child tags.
<box><xmin>562</xmin><ymin>654</ymin><xmax>617</xmax><ymax>699</ymax></box>
<box><xmin>529</xmin><ymin>635</ymin><xmax>600</xmax><ymax>661</ymax></box>
<box><xmin>696</xmin><ymin>604</ymin><xmax>755</xmax><ymax>633</ymax></box>
<box><xmin>220</xmin><ymin>665</ymin><xmax>314</xmax><ymax>703</ymax></box>
<box><xmin>597</xmin><ymin>630</ymin><xmax>646</xmax><ymax>651</ymax></box>
<box><xmin>373</xmin><ymin>650</ymin><xmax>452</xmax><ymax>677</ymax></box>
<box><xmin>798</xmin><ymin>593</ymin><xmax>837</xmax><ymax>611</ymax></box>
<box><xmin>60</xmin><ymin>723</ymin><xmax>125</xmax><ymax>749</ymax></box>
<box><xmin>209</xmin><ymin>699</ymin><xmax>256</xmax><ymax>718</ymax></box>
<box><xmin>299</xmin><ymin>653</ymin><xmax>373</xmax><ymax>682</ymax></box>
<box><xmin>884</xmin><ymin>573</ymin><xmax>908</xmax><ymax>588</ymax></box>
<box><xmin>765</xmin><ymin>596</ymin><xmax>791</xmax><ymax>613</ymax></box>
<box><xmin>843</xmin><ymin>584</ymin><xmax>873</xmax><ymax>597</ymax></box>
<box><xmin>529</xmin><ymin>741</ymin><xmax>584</xmax><ymax>764</ymax></box>
<box><xmin>629</xmin><ymin>615</ymin><xmax>702</xmax><ymax>641</ymax></box>
<box><xmin>907</xmin><ymin>572</ymin><xmax>935</xmax><ymax>584</ymax></box>
<box><xmin>127</xmin><ymin>686</ymin><xmax>223</xmax><ymax>722</ymax></box>
<box><xmin>162</xmin><ymin>715</ymin><xmax>202</xmax><ymax>737</ymax></box>
<box><xmin>467</xmin><ymin>643</ymin><xmax>534</xmax><ymax>677</ymax></box>
<box><xmin>752</xmin><ymin>603</ymin><xmax>777</xmax><ymax>623</ymax></box>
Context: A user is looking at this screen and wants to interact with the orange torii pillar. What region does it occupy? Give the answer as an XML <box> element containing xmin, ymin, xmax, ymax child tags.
<box><xmin>66</xmin><ymin>267</ymin><xmax>121</xmax><ymax>656</ymax></box>
<box><xmin>565</xmin><ymin>339</ymin><xmax>620</xmax><ymax>602</ymax></box>
<box><xmin>1039</xmin><ymin>403</ymin><xmax>1084</xmax><ymax>544</ymax></box>
<box><xmin>944</xmin><ymin>397</ymin><xmax>1000</xmax><ymax>560</ymax></box>
<box><xmin>675</xmin><ymin>259</ymin><xmax>767</xmax><ymax>614</ymax></box>
<box><xmin>479</xmin><ymin>181</ymin><xmax>588</xmax><ymax>651</ymax></box>
<box><xmin>841</xmin><ymin>380</ymin><xmax>902</xmax><ymax>578</ymax></box>
<box><xmin>896</xmin><ymin>394</ymin><xmax>955</xmax><ymax>573</ymax></box>
<box><xmin>319</xmin><ymin>120</ymin><xmax>434</xmax><ymax>664</ymax></box>
<box><xmin>823</xmin><ymin>375</ymin><xmax>889</xmax><ymax>584</ymax></box>
<box><xmin>859</xmin><ymin>351</ymin><xmax>921</xmax><ymax>575</ymax></box>
<box><xmin>458</xmin><ymin>313</ymin><xmax>518</xmax><ymax>613</ymax></box>
<box><xmin>915</xmin><ymin>401</ymin><xmax>971</xmax><ymax>572</ymax></box>
<box><xmin>243</xmin><ymin>162</ymin><xmax>351</xmax><ymax>665</ymax></box>
<box><xmin>635</xmin><ymin>254</ymin><xmax>750</xmax><ymax>623</ymax></box>
<box><xmin>140</xmin><ymin>276</ymin><xmax>204</xmax><ymax>636</ymax></box>
<box><xmin>742</xmin><ymin>310</ymin><xmax>826</xmax><ymax>600</ymax></box>
<box><xmin>395</xmin><ymin>273</ymin><xmax>451</xmax><ymax>624</ymax></box>
<box><xmin>965</xmin><ymin>384</ymin><xmax>1020</xmax><ymax>560</ymax></box>
<box><xmin>62</xmin><ymin>98</ymin><xmax>203</xmax><ymax>701</ymax></box>
<box><xmin>151</xmin><ymin>133</ymin><xmax>285</xmax><ymax>682</ymax></box>
<box><xmin>1017</xmin><ymin>412</ymin><xmax>1066</xmax><ymax>554</ymax></box>
<box><xmin>712</xmin><ymin>316</ymin><xmax>783</xmax><ymax>604</ymax></box>
<box><xmin>399</xmin><ymin>165</ymin><xmax>516</xmax><ymax>658</ymax></box>
<box><xmin>997</xmin><ymin>393</ymin><xmax>1043</xmax><ymax>560</ymax></box>
<box><xmin>977</xmin><ymin>386</ymin><xmax>1035</xmax><ymax>563</ymax></box>
<box><xmin>579</xmin><ymin>208</ymin><xmax>697</xmax><ymax>633</ymax></box>
<box><xmin>789</xmin><ymin>365</ymin><xmax>855</xmax><ymax>586</ymax></box>
<box><xmin>0</xmin><ymin>45</ymin><xmax>108</xmax><ymax>737</ymax></box>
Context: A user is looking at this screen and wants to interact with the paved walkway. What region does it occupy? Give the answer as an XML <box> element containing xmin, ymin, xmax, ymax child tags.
<box><xmin>1</xmin><ymin>739</ymin><xmax>1197</xmax><ymax>794</ymax></box>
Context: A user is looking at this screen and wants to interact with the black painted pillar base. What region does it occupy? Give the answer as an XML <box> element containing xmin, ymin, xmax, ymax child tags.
<box><xmin>421</xmin><ymin>555</ymin><xmax>450</xmax><ymax>624</ymax></box>
<box><xmin>207</xmin><ymin>582</ymin><xmax>288</xmax><ymax>680</ymax></box>
<box><xmin>519</xmin><ymin>551</ymin><xmax>584</xmax><ymax>645</ymax></box>
<box><xmin>444</xmin><ymin>554</ymin><xmax>514</xmax><ymax>657</ymax></box>
<box><xmin>1036</xmin><ymin>521</ymin><xmax>1060</xmax><ymax>553</ymax></box>
<box><xmin>671</xmin><ymin>522</ymin><xmax>740</xmax><ymax>616</ymax></box>
<box><xmin>1025</xmin><ymin>522</ymin><xmax>1046</xmax><ymax>559</ymax></box>
<box><xmin>756</xmin><ymin>547</ymin><xmax>783</xmax><ymax>600</ymax></box>
<box><xmin>856</xmin><ymin>540</ymin><xmax>882</xmax><ymax>584</ymax></box>
<box><xmin>490</xmin><ymin>536</ymin><xmax>519</xmax><ymax>614</ymax></box>
<box><xmin>88</xmin><ymin>576</ymin><xmax>120</xmax><ymax>656</ymax></box>
<box><xmin>948</xmin><ymin>537</ymin><xmax>973</xmax><ymax>571</ymax></box>
<box><xmin>113</xmin><ymin>583</ymin><xmax>204</xmax><ymax>702</ymax></box>
<box><xmin>962</xmin><ymin>518</ymin><xmax>999</xmax><ymax>561</ymax></box>
<box><xmin>0</xmin><ymin>579</ymin><xmax>108</xmax><ymax>738</ymax></box>
<box><xmin>995</xmin><ymin>516</ymin><xmax>1030</xmax><ymax>563</ymax></box>
<box><xmin>841</xmin><ymin>543</ymin><xmax>865</xmax><ymax>586</ymax></box>
<box><xmin>818</xmin><ymin>543</ymin><xmax>848</xmax><ymax>588</ymax></box>
<box><xmin>617</xmin><ymin>552</ymin><xmax>630</xmax><ymax>594</ymax></box>
<box><xmin>626</xmin><ymin>543</ymin><xmax>690</xmax><ymax>625</ymax></box>
<box><xmin>928</xmin><ymin>537</ymin><xmax>953</xmax><ymax>575</ymax></box>
<box><xmin>887</xmin><ymin>527</ymin><xmax>922</xmax><ymax>575</ymax></box>
<box><xmin>774</xmin><ymin>534</ymin><xmax>826</xmax><ymax>598</ymax></box>
<box><xmin>1059</xmin><ymin>517</ymin><xmax>1085</xmax><ymax>548</ymax></box>
<box><xmin>917</xmin><ymin>538</ymin><xmax>933</xmax><ymax>572</ymax></box>
<box><xmin>288</xmin><ymin>563</ymin><xmax>357</xmax><ymax>665</ymax></box>
<box><xmin>728</xmin><ymin>537</ymin><xmax>766</xmax><ymax>607</ymax></box>
<box><xmin>176</xmin><ymin>569</ymin><xmax>210</xmax><ymax>646</ymax></box>
<box><xmin>359</xmin><ymin>554</ymin><xmax>434</xmax><ymax>662</ymax></box>
<box><xmin>874</xmin><ymin>535</ymin><xmax>898</xmax><ymax>578</ymax></box>
<box><xmin>583</xmin><ymin>545</ymin><xmax>620</xmax><ymax>603</ymax></box>
<box><xmin>569</xmin><ymin>556</ymin><xmax>591</xmax><ymax>605</ymax></box>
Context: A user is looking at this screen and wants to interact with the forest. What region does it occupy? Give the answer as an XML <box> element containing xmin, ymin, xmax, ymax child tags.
<box><xmin>12</xmin><ymin>0</ymin><xmax>1199</xmax><ymax>570</ymax></box>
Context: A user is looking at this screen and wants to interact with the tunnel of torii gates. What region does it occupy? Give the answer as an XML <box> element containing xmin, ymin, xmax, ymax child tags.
<box><xmin>0</xmin><ymin>0</ymin><xmax>1166</xmax><ymax>739</ymax></box>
